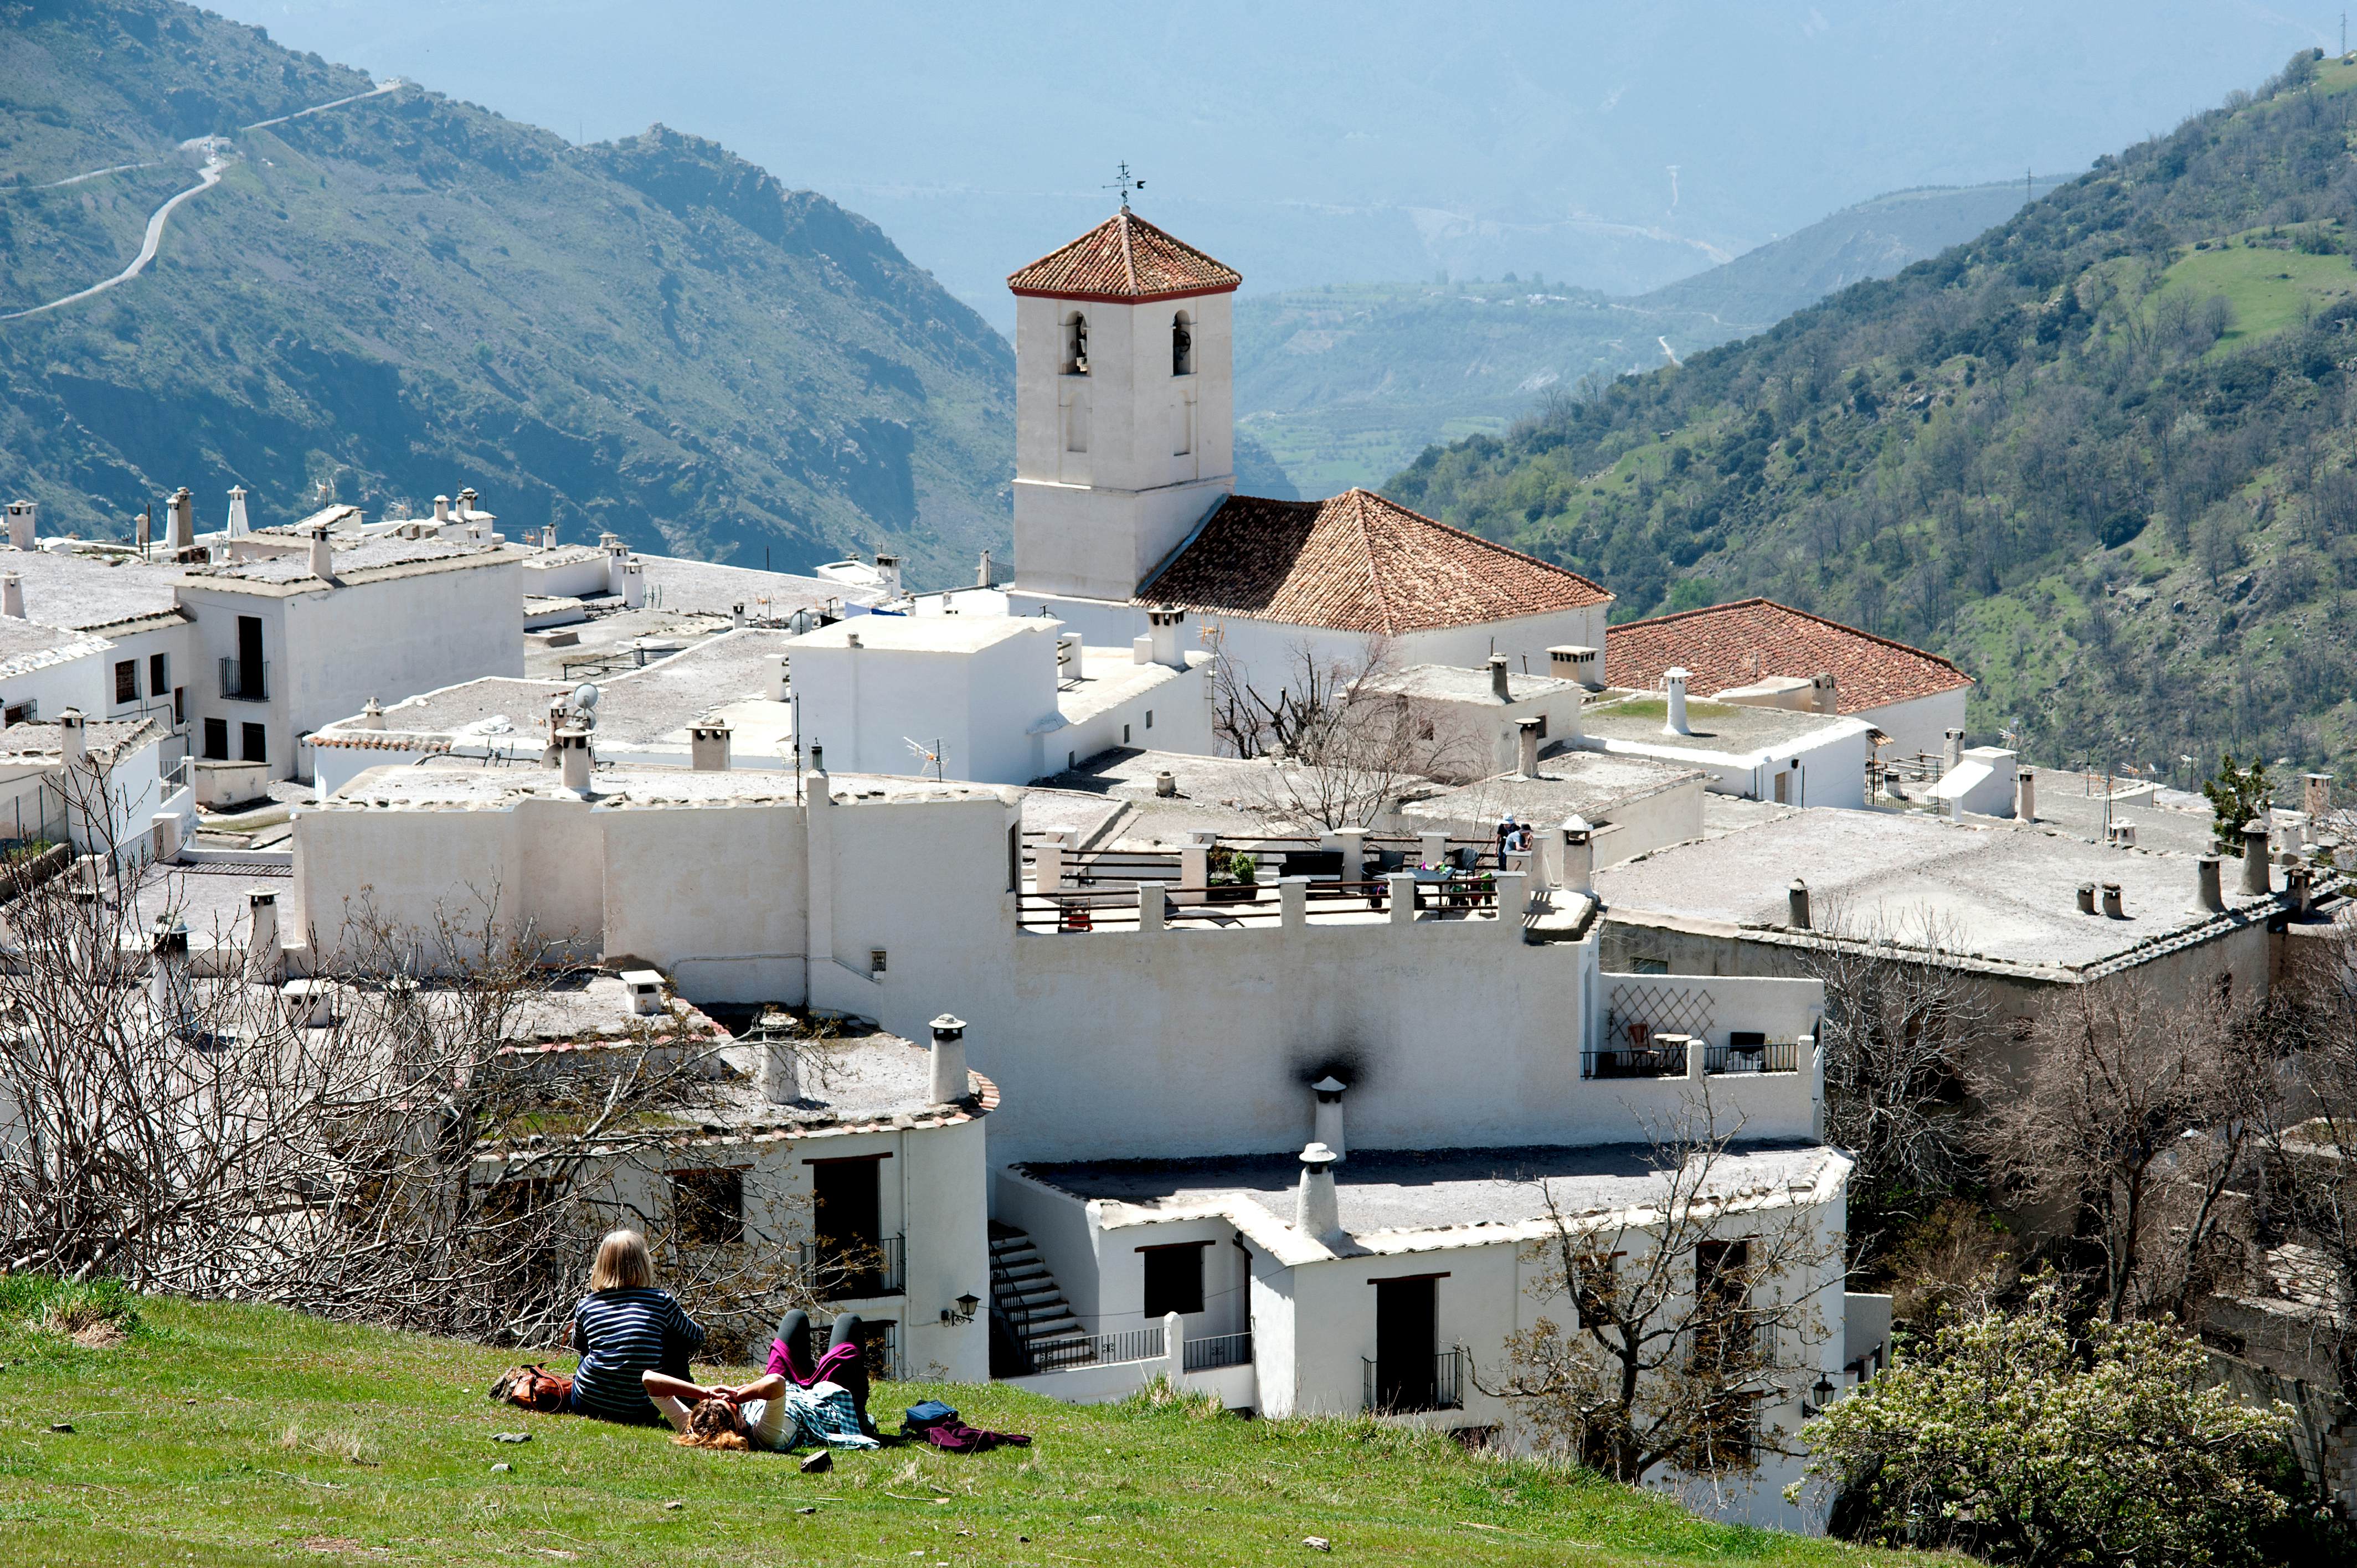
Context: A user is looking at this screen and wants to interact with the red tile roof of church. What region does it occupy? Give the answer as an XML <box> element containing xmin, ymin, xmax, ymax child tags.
<box><xmin>1137</xmin><ymin>489</ymin><xmax>1610</xmax><ymax>636</ymax></box>
<box><xmin>1604</xmin><ymin>597</ymin><xmax>1974</xmax><ymax>711</ymax></box>
<box><xmin>1007</xmin><ymin>210</ymin><xmax>1242</xmax><ymax>302</ymax></box>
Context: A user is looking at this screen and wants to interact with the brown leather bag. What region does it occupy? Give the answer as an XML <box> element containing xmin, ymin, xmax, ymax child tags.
<box><xmin>488</xmin><ymin>1363</ymin><xmax>572</xmax><ymax>1414</ymax></box>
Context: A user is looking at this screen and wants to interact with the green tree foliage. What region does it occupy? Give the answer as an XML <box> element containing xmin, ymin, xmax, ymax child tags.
<box><xmin>1388</xmin><ymin>51</ymin><xmax>2357</xmax><ymax>776</ymax></box>
<box><xmin>1792</xmin><ymin>1280</ymin><xmax>2294</xmax><ymax>1566</ymax></box>
<box><xmin>2202</xmin><ymin>754</ymin><xmax>2276</xmax><ymax>852</ymax></box>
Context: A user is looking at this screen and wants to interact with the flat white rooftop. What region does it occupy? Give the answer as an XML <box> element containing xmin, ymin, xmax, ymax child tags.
<box><xmin>789</xmin><ymin>613</ymin><xmax>1050</xmax><ymax>654</ymax></box>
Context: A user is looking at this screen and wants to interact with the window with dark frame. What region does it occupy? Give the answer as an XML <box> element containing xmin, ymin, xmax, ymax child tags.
<box><xmin>148</xmin><ymin>653</ymin><xmax>169</xmax><ymax>703</ymax></box>
<box><xmin>671</xmin><ymin>1167</ymin><xmax>746</xmax><ymax>1247</ymax></box>
<box><xmin>114</xmin><ymin>660</ymin><xmax>138</xmax><ymax>704</ymax></box>
<box><xmin>202</xmin><ymin>718</ymin><xmax>228</xmax><ymax>760</ymax></box>
<box><xmin>240</xmin><ymin>722</ymin><xmax>266</xmax><ymax>763</ymax></box>
<box><xmin>1139</xmin><ymin>1240</ymin><xmax>1210</xmax><ymax>1318</ymax></box>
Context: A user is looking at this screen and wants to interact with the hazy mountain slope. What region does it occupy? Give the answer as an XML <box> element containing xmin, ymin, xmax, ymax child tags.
<box><xmin>1388</xmin><ymin>51</ymin><xmax>2357</xmax><ymax>780</ymax></box>
<box><xmin>0</xmin><ymin>0</ymin><xmax>1012</xmax><ymax>584</ymax></box>
<box><xmin>1233</xmin><ymin>180</ymin><xmax>2059</xmax><ymax>496</ymax></box>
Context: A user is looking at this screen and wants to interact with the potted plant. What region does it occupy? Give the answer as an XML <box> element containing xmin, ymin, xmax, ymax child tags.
<box><xmin>1206</xmin><ymin>845</ymin><xmax>1259</xmax><ymax>904</ymax></box>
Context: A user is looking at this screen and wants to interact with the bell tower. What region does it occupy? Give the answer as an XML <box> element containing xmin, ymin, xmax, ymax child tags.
<box><xmin>1006</xmin><ymin>204</ymin><xmax>1238</xmax><ymax>603</ymax></box>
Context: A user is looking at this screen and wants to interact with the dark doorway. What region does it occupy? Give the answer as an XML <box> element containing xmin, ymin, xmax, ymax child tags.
<box><xmin>235</xmin><ymin>615</ymin><xmax>264</xmax><ymax>698</ymax></box>
<box><xmin>811</xmin><ymin>1156</ymin><xmax>886</xmax><ymax>1296</ymax></box>
<box><xmin>202</xmin><ymin>718</ymin><xmax>228</xmax><ymax>760</ymax></box>
<box><xmin>1373</xmin><ymin>1275</ymin><xmax>1438</xmax><ymax>1411</ymax></box>
<box><xmin>240</xmin><ymin>723</ymin><xmax>266</xmax><ymax>764</ymax></box>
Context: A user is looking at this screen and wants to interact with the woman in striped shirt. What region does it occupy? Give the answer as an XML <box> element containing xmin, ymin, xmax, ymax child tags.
<box><xmin>567</xmin><ymin>1229</ymin><xmax>705</xmax><ymax>1425</ymax></box>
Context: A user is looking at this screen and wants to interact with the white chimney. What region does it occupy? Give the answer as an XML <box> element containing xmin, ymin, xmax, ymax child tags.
<box><xmin>2016</xmin><ymin>767</ymin><xmax>2037</xmax><ymax>822</ymax></box>
<box><xmin>5</xmin><ymin>501</ymin><xmax>32</xmax><ymax>550</ymax></box>
<box><xmin>1148</xmin><ymin>606</ymin><xmax>1185</xmax><ymax>668</ymax></box>
<box><xmin>758</xmin><ymin>1030</ymin><xmax>799</xmax><ymax>1103</ymax></box>
<box><xmin>434</xmin><ymin>494</ymin><xmax>451</xmax><ymax>523</ymax></box>
<box><xmin>1810</xmin><ymin>673</ymin><xmax>1838</xmax><ymax>715</ymax></box>
<box><xmin>732</xmin><ymin>602</ymin><xmax>749</xmax><ymax>630</ymax></box>
<box><xmin>773</xmin><ymin>655</ymin><xmax>791</xmax><ymax>703</ymax></box>
<box><xmin>557</xmin><ymin>727</ymin><xmax>593</xmax><ymax>792</ymax></box>
<box><xmin>1560</xmin><ymin>817</ymin><xmax>1594</xmax><ymax>894</ymax></box>
<box><xmin>1311</xmin><ymin>1076</ymin><xmax>1347</xmax><ymax>1159</ymax></box>
<box><xmin>618</xmin><ymin>558</ymin><xmax>645</xmax><ymax>608</ymax></box>
<box><xmin>226</xmin><ymin>486</ymin><xmax>250</xmax><ymax>538</ymax></box>
<box><xmin>1517</xmin><ymin>718</ymin><xmax>1542</xmax><ymax>778</ymax></box>
<box><xmin>976</xmin><ymin>549</ymin><xmax>993</xmax><ymax>588</ymax></box>
<box><xmin>1294</xmin><ymin>1142</ymin><xmax>1342</xmax><ymax>1241</ymax></box>
<box><xmin>1943</xmin><ymin>728</ymin><xmax>1965</xmax><ymax>770</ymax></box>
<box><xmin>57</xmin><ymin>707</ymin><xmax>85</xmax><ymax>770</ymax></box>
<box><xmin>621</xmin><ymin>969</ymin><xmax>664</xmax><ymax>1017</ymax></box>
<box><xmin>360</xmin><ymin>697</ymin><xmax>384</xmax><ymax>730</ymax></box>
<box><xmin>874</xmin><ymin>553</ymin><xmax>903</xmax><ymax>596</ymax></box>
<box><xmin>458</xmin><ymin>487</ymin><xmax>480</xmax><ymax>518</ymax></box>
<box><xmin>169</xmin><ymin>487</ymin><xmax>194</xmax><ymax>551</ymax></box>
<box><xmin>1663</xmin><ymin>668</ymin><xmax>1692</xmax><ymax>736</ymax></box>
<box><xmin>691</xmin><ymin>721</ymin><xmax>732</xmax><ymax>772</ymax></box>
<box><xmin>2101</xmin><ymin>881</ymin><xmax>2126</xmax><ymax>920</ymax></box>
<box><xmin>928</xmin><ymin>1013</ymin><xmax>969</xmax><ymax>1105</ymax></box>
<box><xmin>245</xmin><ymin>888</ymin><xmax>283</xmax><ymax>983</ymax></box>
<box><xmin>308</xmin><ymin>527</ymin><xmax>333</xmax><ymax>581</ymax></box>
<box><xmin>1488</xmin><ymin>653</ymin><xmax>1511</xmax><ymax>702</ymax></box>
<box><xmin>1</xmin><ymin>572</ymin><xmax>23</xmax><ymax>619</ymax></box>
<box><xmin>150</xmin><ymin>915</ymin><xmax>193</xmax><ymax>1038</ymax></box>
<box><xmin>543</xmin><ymin>520</ymin><xmax>559</xmax><ymax>552</ymax></box>
<box><xmin>1548</xmin><ymin>645</ymin><xmax>1601</xmax><ymax>690</ymax></box>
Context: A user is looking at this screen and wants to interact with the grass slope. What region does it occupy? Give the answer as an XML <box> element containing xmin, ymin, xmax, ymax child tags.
<box><xmin>0</xmin><ymin>1287</ymin><xmax>1919</xmax><ymax>1568</ymax></box>
<box><xmin>1389</xmin><ymin>50</ymin><xmax>2357</xmax><ymax>780</ymax></box>
<box><xmin>0</xmin><ymin>0</ymin><xmax>1011</xmax><ymax>584</ymax></box>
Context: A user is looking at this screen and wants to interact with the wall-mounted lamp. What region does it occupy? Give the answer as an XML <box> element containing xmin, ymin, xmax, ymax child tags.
<box><xmin>1803</xmin><ymin>1374</ymin><xmax>1839</xmax><ymax>1416</ymax></box>
<box><xmin>940</xmin><ymin>1292</ymin><xmax>980</xmax><ymax>1326</ymax></box>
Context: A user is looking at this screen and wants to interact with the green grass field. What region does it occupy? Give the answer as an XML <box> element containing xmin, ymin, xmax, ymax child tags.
<box><xmin>0</xmin><ymin>1282</ymin><xmax>1933</xmax><ymax>1567</ymax></box>
<box><xmin>2155</xmin><ymin>240</ymin><xmax>2357</xmax><ymax>348</ymax></box>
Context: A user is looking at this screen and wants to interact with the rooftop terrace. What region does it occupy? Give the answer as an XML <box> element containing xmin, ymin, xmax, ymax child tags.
<box><xmin>1578</xmin><ymin>691</ymin><xmax>1864</xmax><ymax>758</ymax></box>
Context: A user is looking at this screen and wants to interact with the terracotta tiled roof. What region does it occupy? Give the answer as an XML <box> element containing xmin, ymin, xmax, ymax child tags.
<box><xmin>1007</xmin><ymin>210</ymin><xmax>1242</xmax><ymax>302</ymax></box>
<box><xmin>1604</xmin><ymin>597</ymin><xmax>1974</xmax><ymax>711</ymax></box>
<box><xmin>1138</xmin><ymin>489</ymin><xmax>1610</xmax><ymax>636</ymax></box>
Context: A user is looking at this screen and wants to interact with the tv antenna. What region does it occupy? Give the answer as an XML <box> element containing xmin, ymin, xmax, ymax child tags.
<box><xmin>1106</xmin><ymin>161</ymin><xmax>1145</xmax><ymax>209</ymax></box>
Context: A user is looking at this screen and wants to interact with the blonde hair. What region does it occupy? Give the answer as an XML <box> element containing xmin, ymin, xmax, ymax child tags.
<box><xmin>589</xmin><ymin>1229</ymin><xmax>653</xmax><ymax>1293</ymax></box>
<box><xmin>671</xmin><ymin>1397</ymin><xmax>749</xmax><ymax>1451</ymax></box>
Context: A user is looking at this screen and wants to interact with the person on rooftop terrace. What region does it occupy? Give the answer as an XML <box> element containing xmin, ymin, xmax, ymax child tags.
<box><xmin>565</xmin><ymin>1229</ymin><xmax>704</xmax><ymax>1425</ymax></box>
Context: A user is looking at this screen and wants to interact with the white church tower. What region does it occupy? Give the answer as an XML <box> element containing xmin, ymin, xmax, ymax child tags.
<box><xmin>1006</xmin><ymin>204</ymin><xmax>1239</xmax><ymax>604</ymax></box>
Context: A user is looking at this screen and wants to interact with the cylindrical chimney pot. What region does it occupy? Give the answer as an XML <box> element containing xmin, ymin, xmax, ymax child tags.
<box><xmin>1294</xmin><ymin>1142</ymin><xmax>1342</xmax><ymax>1241</ymax></box>
<box><xmin>2197</xmin><ymin>855</ymin><xmax>2225</xmax><ymax>911</ymax></box>
<box><xmin>557</xmin><ymin>728</ymin><xmax>592</xmax><ymax>792</ymax></box>
<box><xmin>170</xmin><ymin>487</ymin><xmax>194</xmax><ymax>550</ymax></box>
<box><xmin>434</xmin><ymin>494</ymin><xmax>451</xmax><ymax>523</ymax></box>
<box><xmin>2016</xmin><ymin>767</ymin><xmax>2036</xmax><ymax>822</ymax></box>
<box><xmin>1788</xmin><ymin>878</ymin><xmax>1811</xmax><ymax>929</ymax></box>
<box><xmin>1489</xmin><ymin>653</ymin><xmax>1511</xmax><ymax>702</ymax></box>
<box><xmin>976</xmin><ymin>549</ymin><xmax>993</xmax><ymax>589</ymax></box>
<box><xmin>759</xmin><ymin>1031</ymin><xmax>799</xmax><ymax>1104</ymax></box>
<box><xmin>308</xmin><ymin>526</ymin><xmax>333</xmax><ymax>581</ymax></box>
<box><xmin>2076</xmin><ymin>881</ymin><xmax>2097</xmax><ymax>915</ymax></box>
<box><xmin>2101</xmin><ymin>881</ymin><xmax>2124</xmax><ymax>919</ymax></box>
<box><xmin>2242</xmin><ymin>821</ymin><xmax>2273</xmax><ymax>896</ymax></box>
<box><xmin>1663</xmin><ymin>668</ymin><xmax>1692</xmax><ymax>736</ymax></box>
<box><xmin>1311</xmin><ymin>1076</ymin><xmax>1347</xmax><ymax>1160</ymax></box>
<box><xmin>928</xmin><ymin>1014</ymin><xmax>969</xmax><ymax>1105</ymax></box>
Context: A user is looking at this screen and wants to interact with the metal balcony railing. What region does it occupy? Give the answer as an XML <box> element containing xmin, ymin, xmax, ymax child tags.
<box><xmin>1363</xmin><ymin>1348</ymin><xmax>1464</xmax><ymax>1414</ymax></box>
<box><xmin>218</xmin><ymin>657</ymin><xmax>268</xmax><ymax>702</ymax></box>
<box><xmin>797</xmin><ymin>1233</ymin><xmax>903</xmax><ymax>1299</ymax></box>
<box><xmin>1182</xmin><ymin>1330</ymin><xmax>1252</xmax><ymax>1373</ymax></box>
<box><xmin>1031</xmin><ymin>1324</ymin><xmax>1166</xmax><ymax>1373</ymax></box>
<box><xmin>1704</xmin><ymin>1040</ymin><xmax>1801</xmax><ymax>1075</ymax></box>
<box><xmin>1583</xmin><ymin>1041</ymin><xmax>1689</xmax><ymax>1079</ymax></box>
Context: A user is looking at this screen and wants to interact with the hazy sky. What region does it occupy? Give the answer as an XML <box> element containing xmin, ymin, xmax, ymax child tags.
<box><xmin>209</xmin><ymin>1</ymin><xmax>2350</xmax><ymax>323</ymax></box>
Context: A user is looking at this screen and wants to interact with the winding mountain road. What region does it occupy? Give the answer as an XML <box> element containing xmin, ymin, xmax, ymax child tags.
<box><xmin>0</xmin><ymin>79</ymin><xmax>405</xmax><ymax>323</ymax></box>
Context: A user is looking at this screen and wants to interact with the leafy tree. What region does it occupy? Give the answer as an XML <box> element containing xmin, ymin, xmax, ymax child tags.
<box><xmin>2202</xmin><ymin>754</ymin><xmax>2274</xmax><ymax>854</ymax></box>
<box><xmin>1793</xmin><ymin>1278</ymin><xmax>2293</xmax><ymax>1565</ymax></box>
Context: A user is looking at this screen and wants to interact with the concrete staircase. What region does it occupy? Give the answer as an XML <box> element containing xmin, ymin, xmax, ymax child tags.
<box><xmin>989</xmin><ymin>1221</ymin><xmax>1087</xmax><ymax>1371</ymax></box>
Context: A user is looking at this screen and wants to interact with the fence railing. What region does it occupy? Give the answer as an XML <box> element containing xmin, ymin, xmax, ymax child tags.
<box><xmin>1030</xmin><ymin>1323</ymin><xmax>1166</xmax><ymax>1373</ymax></box>
<box><xmin>218</xmin><ymin>657</ymin><xmax>268</xmax><ymax>702</ymax></box>
<box><xmin>1363</xmin><ymin>1348</ymin><xmax>1464</xmax><ymax>1414</ymax></box>
<box><xmin>1584</xmin><ymin>1041</ymin><xmax>1689</xmax><ymax>1079</ymax></box>
<box><xmin>1704</xmin><ymin>1040</ymin><xmax>1800</xmax><ymax>1075</ymax></box>
<box><xmin>1018</xmin><ymin>874</ymin><xmax>1511</xmax><ymax>932</ymax></box>
<box><xmin>797</xmin><ymin>1233</ymin><xmax>904</xmax><ymax>1299</ymax></box>
<box><xmin>1182</xmin><ymin>1330</ymin><xmax>1252</xmax><ymax>1373</ymax></box>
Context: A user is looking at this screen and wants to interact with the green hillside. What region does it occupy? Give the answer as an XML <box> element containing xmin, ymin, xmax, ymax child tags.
<box><xmin>1388</xmin><ymin>50</ymin><xmax>2357</xmax><ymax>781</ymax></box>
<box><xmin>1233</xmin><ymin>181</ymin><xmax>2062</xmax><ymax>497</ymax></box>
<box><xmin>0</xmin><ymin>0</ymin><xmax>1012</xmax><ymax>584</ymax></box>
<box><xmin>0</xmin><ymin>1281</ymin><xmax>1915</xmax><ymax>1567</ymax></box>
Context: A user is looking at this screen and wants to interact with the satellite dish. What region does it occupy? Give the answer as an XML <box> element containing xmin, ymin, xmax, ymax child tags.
<box><xmin>573</xmin><ymin>683</ymin><xmax>601</xmax><ymax>710</ymax></box>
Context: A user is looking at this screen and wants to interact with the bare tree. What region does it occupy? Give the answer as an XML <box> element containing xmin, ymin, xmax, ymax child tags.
<box><xmin>1797</xmin><ymin>906</ymin><xmax>1991</xmax><ymax>1253</ymax></box>
<box><xmin>1479</xmin><ymin>1091</ymin><xmax>1841</xmax><ymax>1490</ymax></box>
<box><xmin>0</xmin><ymin>755</ymin><xmax>814</xmax><ymax>1349</ymax></box>
<box><xmin>1978</xmin><ymin>976</ymin><xmax>2266</xmax><ymax>1324</ymax></box>
<box><xmin>1228</xmin><ymin>639</ymin><xmax>1478</xmax><ymax>829</ymax></box>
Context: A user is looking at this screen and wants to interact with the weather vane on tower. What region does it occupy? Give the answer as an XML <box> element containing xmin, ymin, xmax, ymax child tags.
<box><xmin>1107</xmin><ymin>162</ymin><xmax>1145</xmax><ymax>209</ymax></box>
